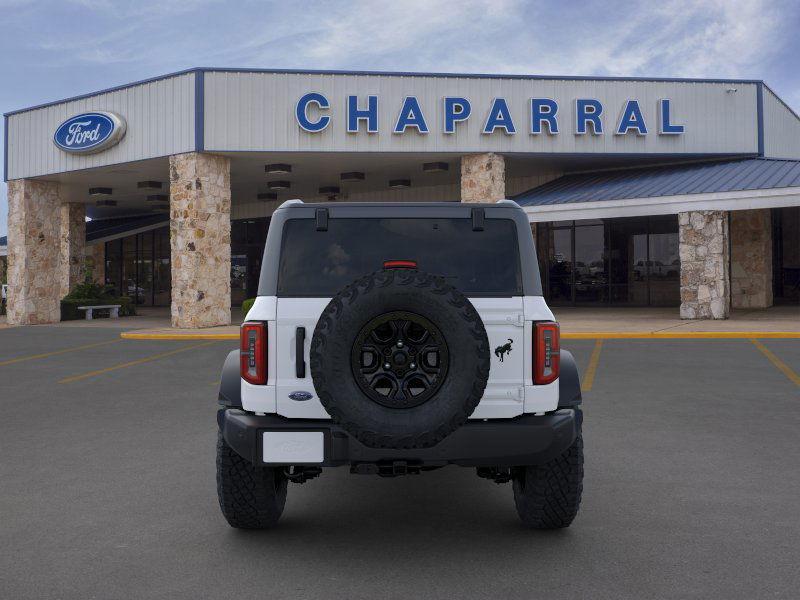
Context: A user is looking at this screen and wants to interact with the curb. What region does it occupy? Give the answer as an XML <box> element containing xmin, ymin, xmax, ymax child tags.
<box><xmin>120</xmin><ymin>331</ymin><xmax>800</xmax><ymax>341</ymax></box>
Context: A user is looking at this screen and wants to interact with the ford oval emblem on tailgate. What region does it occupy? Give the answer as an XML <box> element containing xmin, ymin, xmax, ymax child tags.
<box><xmin>289</xmin><ymin>391</ymin><xmax>313</xmax><ymax>402</ymax></box>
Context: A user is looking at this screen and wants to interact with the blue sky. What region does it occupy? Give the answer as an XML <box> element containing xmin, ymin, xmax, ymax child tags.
<box><xmin>2</xmin><ymin>0</ymin><xmax>799</xmax><ymax>237</ymax></box>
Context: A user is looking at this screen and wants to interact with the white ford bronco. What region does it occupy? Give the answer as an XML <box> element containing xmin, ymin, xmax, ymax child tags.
<box><xmin>217</xmin><ymin>200</ymin><xmax>583</xmax><ymax>529</ymax></box>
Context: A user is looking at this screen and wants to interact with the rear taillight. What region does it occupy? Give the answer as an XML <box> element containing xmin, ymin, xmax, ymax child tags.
<box><xmin>533</xmin><ymin>322</ymin><xmax>560</xmax><ymax>385</ymax></box>
<box><xmin>240</xmin><ymin>321</ymin><xmax>267</xmax><ymax>385</ymax></box>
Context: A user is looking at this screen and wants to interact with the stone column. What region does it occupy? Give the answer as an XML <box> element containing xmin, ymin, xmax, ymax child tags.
<box><xmin>679</xmin><ymin>210</ymin><xmax>730</xmax><ymax>319</ymax></box>
<box><xmin>461</xmin><ymin>153</ymin><xmax>505</xmax><ymax>203</ymax></box>
<box><xmin>6</xmin><ymin>179</ymin><xmax>62</xmax><ymax>325</ymax></box>
<box><xmin>59</xmin><ymin>202</ymin><xmax>86</xmax><ymax>298</ymax></box>
<box><xmin>86</xmin><ymin>243</ymin><xmax>105</xmax><ymax>285</ymax></box>
<box><xmin>730</xmin><ymin>209</ymin><xmax>773</xmax><ymax>309</ymax></box>
<box><xmin>169</xmin><ymin>152</ymin><xmax>231</xmax><ymax>328</ymax></box>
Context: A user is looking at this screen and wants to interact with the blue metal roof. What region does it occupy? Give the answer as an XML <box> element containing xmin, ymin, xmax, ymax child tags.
<box><xmin>514</xmin><ymin>158</ymin><xmax>800</xmax><ymax>206</ymax></box>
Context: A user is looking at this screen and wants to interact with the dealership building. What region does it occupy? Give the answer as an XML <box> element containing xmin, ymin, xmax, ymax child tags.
<box><xmin>3</xmin><ymin>67</ymin><xmax>799</xmax><ymax>327</ymax></box>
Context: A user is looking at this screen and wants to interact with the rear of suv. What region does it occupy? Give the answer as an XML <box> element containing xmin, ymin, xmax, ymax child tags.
<box><xmin>217</xmin><ymin>200</ymin><xmax>583</xmax><ymax>529</ymax></box>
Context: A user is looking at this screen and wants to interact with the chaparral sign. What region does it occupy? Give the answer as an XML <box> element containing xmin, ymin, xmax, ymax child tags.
<box><xmin>295</xmin><ymin>94</ymin><xmax>685</xmax><ymax>137</ymax></box>
<box><xmin>53</xmin><ymin>111</ymin><xmax>127</xmax><ymax>154</ymax></box>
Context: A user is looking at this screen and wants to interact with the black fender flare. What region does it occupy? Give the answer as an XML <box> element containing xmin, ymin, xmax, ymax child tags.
<box><xmin>218</xmin><ymin>349</ymin><xmax>242</xmax><ymax>411</ymax></box>
<box><xmin>558</xmin><ymin>349</ymin><xmax>582</xmax><ymax>408</ymax></box>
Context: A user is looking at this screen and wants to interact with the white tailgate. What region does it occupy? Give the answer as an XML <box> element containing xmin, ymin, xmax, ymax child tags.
<box><xmin>258</xmin><ymin>294</ymin><xmax>558</xmax><ymax>419</ymax></box>
<box><xmin>468</xmin><ymin>297</ymin><xmax>526</xmax><ymax>419</ymax></box>
<box><xmin>275</xmin><ymin>297</ymin><xmax>331</xmax><ymax>418</ymax></box>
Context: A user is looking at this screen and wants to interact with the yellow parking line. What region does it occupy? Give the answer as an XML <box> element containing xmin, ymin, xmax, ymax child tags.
<box><xmin>59</xmin><ymin>341</ymin><xmax>216</xmax><ymax>384</ymax></box>
<box><xmin>0</xmin><ymin>339</ymin><xmax>121</xmax><ymax>367</ymax></box>
<box><xmin>581</xmin><ymin>339</ymin><xmax>603</xmax><ymax>392</ymax></box>
<box><xmin>750</xmin><ymin>339</ymin><xmax>800</xmax><ymax>387</ymax></box>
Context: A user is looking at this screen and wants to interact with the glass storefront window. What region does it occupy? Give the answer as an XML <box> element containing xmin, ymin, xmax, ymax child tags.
<box><xmin>153</xmin><ymin>228</ymin><xmax>171</xmax><ymax>306</ymax></box>
<box><xmin>774</xmin><ymin>207</ymin><xmax>800</xmax><ymax>303</ymax></box>
<box><xmin>574</xmin><ymin>225</ymin><xmax>606</xmax><ymax>304</ymax></box>
<box><xmin>104</xmin><ymin>227</ymin><xmax>171</xmax><ymax>306</ymax></box>
<box><xmin>97</xmin><ymin>215</ymin><xmax>269</xmax><ymax>308</ymax></box>
<box><xmin>537</xmin><ymin>216</ymin><xmax>679</xmax><ymax>307</ymax></box>
<box><xmin>547</xmin><ymin>227</ymin><xmax>573</xmax><ymax>304</ymax></box>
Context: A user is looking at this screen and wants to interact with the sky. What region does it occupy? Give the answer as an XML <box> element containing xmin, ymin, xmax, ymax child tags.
<box><xmin>1</xmin><ymin>0</ymin><xmax>799</xmax><ymax>237</ymax></box>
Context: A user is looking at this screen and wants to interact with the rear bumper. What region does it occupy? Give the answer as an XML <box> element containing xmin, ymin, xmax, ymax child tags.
<box><xmin>218</xmin><ymin>408</ymin><xmax>581</xmax><ymax>468</ymax></box>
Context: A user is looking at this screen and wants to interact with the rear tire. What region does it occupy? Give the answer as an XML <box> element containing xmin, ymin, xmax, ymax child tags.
<box><xmin>216</xmin><ymin>432</ymin><xmax>288</xmax><ymax>529</ymax></box>
<box><xmin>512</xmin><ymin>433</ymin><xmax>584</xmax><ymax>529</ymax></box>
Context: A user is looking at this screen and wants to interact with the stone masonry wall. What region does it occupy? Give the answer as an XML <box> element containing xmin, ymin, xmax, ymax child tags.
<box><xmin>6</xmin><ymin>179</ymin><xmax>62</xmax><ymax>325</ymax></box>
<box><xmin>86</xmin><ymin>243</ymin><xmax>105</xmax><ymax>285</ymax></box>
<box><xmin>461</xmin><ymin>153</ymin><xmax>505</xmax><ymax>202</ymax></box>
<box><xmin>59</xmin><ymin>202</ymin><xmax>86</xmax><ymax>298</ymax></box>
<box><xmin>679</xmin><ymin>210</ymin><xmax>730</xmax><ymax>319</ymax></box>
<box><xmin>169</xmin><ymin>152</ymin><xmax>231</xmax><ymax>328</ymax></box>
<box><xmin>730</xmin><ymin>209</ymin><xmax>772</xmax><ymax>309</ymax></box>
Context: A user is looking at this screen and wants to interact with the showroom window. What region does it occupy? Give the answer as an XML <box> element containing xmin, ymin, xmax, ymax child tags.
<box><xmin>536</xmin><ymin>216</ymin><xmax>680</xmax><ymax>307</ymax></box>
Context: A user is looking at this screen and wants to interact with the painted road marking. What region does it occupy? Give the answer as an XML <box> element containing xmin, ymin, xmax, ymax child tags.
<box><xmin>0</xmin><ymin>339</ymin><xmax>121</xmax><ymax>367</ymax></box>
<box><xmin>581</xmin><ymin>340</ymin><xmax>604</xmax><ymax>392</ymax></box>
<box><xmin>750</xmin><ymin>339</ymin><xmax>800</xmax><ymax>388</ymax></box>
<box><xmin>59</xmin><ymin>341</ymin><xmax>216</xmax><ymax>384</ymax></box>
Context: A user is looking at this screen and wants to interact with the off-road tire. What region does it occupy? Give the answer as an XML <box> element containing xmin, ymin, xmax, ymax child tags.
<box><xmin>512</xmin><ymin>432</ymin><xmax>584</xmax><ymax>529</ymax></box>
<box><xmin>216</xmin><ymin>432</ymin><xmax>288</xmax><ymax>529</ymax></box>
<box><xmin>310</xmin><ymin>268</ymin><xmax>490</xmax><ymax>450</ymax></box>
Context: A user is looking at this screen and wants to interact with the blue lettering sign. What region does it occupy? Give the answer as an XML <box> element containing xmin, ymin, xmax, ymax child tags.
<box><xmin>394</xmin><ymin>97</ymin><xmax>429</xmax><ymax>133</ymax></box>
<box><xmin>292</xmin><ymin>93</ymin><xmax>685</xmax><ymax>138</ymax></box>
<box><xmin>616</xmin><ymin>100</ymin><xmax>648</xmax><ymax>135</ymax></box>
<box><xmin>443</xmin><ymin>97</ymin><xmax>471</xmax><ymax>133</ymax></box>
<box><xmin>347</xmin><ymin>95</ymin><xmax>378</xmax><ymax>133</ymax></box>
<box><xmin>483</xmin><ymin>98</ymin><xmax>516</xmax><ymax>134</ymax></box>
<box><xmin>296</xmin><ymin>92</ymin><xmax>330</xmax><ymax>132</ymax></box>
<box><xmin>576</xmin><ymin>99</ymin><xmax>603</xmax><ymax>135</ymax></box>
<box><xmin>530</xmin><ymin>98</ymin><xmax>559</xmax><ymax>135</ymax></box>
<box><xmin>659</xmin><ymin>99</ymin><xmax>684</xmax><ymax>134</ymax></box>
<box><xmin>53</xmin><ymin>111</ymin><xmax>126</xmax><ymax>154</ymax></box>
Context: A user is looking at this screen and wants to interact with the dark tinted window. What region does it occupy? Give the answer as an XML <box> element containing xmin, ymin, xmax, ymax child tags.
<box><xmin>277</xmin><ymin>218</ymin><xmax>522</xmax><ymax>296</ymax></box>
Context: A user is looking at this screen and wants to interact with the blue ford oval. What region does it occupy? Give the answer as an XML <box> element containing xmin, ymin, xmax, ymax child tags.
<box><xmin>53</xmin><ymin>111</ymin><xmax>126</xmax><ymax>154</ymax></box>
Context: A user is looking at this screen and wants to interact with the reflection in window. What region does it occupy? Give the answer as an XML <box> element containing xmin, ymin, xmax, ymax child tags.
<box><xmin>537</xmin><ymin>216</ymin><xmax>679</xmax><ymax>307</ymax></box>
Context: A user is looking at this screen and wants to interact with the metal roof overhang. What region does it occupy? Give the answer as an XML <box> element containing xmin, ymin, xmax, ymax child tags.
<box><xmin>516</xmin><ymin>158</ymin><xmax>800</xmax><ymax>222</ymax></box>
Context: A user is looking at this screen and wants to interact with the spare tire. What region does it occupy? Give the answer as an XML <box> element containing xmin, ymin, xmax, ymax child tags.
<box><xmin>310</xmin><ymin>268</ymin><xmax>490</xmax><ymax>449</ymax></box>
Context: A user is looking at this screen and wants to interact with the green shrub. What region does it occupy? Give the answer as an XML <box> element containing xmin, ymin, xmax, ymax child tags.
<box><xmin>241</xmin><ymin>298</ymin><xmax>256</xmax><ymax>316</ymax></box>
<box><xmin>60</xmin><ymin>274</ymin><xmax>136</xmax><ymax>320</ymax></box>
<box><xmin>60</xmin><ymin>296</ymin><xmax>136</xmax><ymax>321</ymax></box>
<box><xmin>64</xmin><ymin>280</ymin><xmax>115</xmax><ymax>300</ymax></box>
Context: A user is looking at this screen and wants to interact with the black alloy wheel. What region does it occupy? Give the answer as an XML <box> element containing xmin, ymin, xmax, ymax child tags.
<box><xmin>351</xmin><ymin>311</ymin><xmax>449</xmax><ymax>409</ymax></box>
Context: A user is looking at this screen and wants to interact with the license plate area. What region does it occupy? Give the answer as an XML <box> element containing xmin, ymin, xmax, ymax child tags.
<box><xmin>262</xmin><ymin>431</ymin><xmax>324</xmax><ymax>464</ymax></box>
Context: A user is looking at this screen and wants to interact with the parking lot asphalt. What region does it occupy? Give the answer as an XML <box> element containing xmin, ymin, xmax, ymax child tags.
<box><xmin>1</xmin><ymin>325</ymin><xmax>799</xmax><ymax>600</ymax></box>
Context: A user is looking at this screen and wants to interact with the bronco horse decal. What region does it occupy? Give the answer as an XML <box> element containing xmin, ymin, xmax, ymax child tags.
<box><xmin>494</xmin><ymin>339</ymin><xmax>513</xmax><ymax>362</ymax></box>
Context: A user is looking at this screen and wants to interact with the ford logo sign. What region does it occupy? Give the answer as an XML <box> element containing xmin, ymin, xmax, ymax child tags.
<box><xmin>288</xmin><ymin>391</ymin><xmax>313</xmax><ymax>402</ymax></box>
<box><xmin>53</xmin><ymin>111</ymin><xmax>126</xmax><ymax>154</ymax></box>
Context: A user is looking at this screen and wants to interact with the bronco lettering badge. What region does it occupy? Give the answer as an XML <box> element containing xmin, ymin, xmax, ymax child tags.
<box><xmin>289</xmin><ymin>391</ymin><xmax>313</xmax><ymax>402</ymax></box>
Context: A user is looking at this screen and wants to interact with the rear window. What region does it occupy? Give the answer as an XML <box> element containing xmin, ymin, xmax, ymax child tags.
<box><xmin>277</xmin><ymin>218</ymin><xmax>522</xmax><ymax>297</ymax></box>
